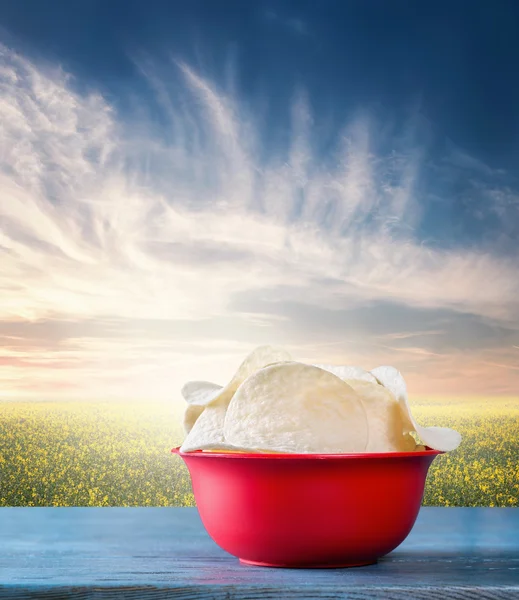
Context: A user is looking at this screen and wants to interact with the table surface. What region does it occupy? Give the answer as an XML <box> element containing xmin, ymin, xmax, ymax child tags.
<box><xmin>0</xmin><ymin>507</ymin><xmax>518</xmax><ymax>599</ymax></box>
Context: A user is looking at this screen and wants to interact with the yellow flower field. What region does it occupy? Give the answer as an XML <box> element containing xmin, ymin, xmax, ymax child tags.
<box><xmin>0</xmin><ymin>397</ymin><xmax>518</xmax><ymax>507</ymax></box>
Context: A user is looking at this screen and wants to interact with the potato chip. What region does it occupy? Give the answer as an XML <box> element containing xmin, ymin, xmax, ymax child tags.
<box><xmin>180</xmin><ymin>346</ymin><xmax>291</xmax><ymax>445</ymax></box>
<box><xmin>201</xmin><ymin>448</ymin><xmax>249</xmax><ymax>453</ymax></box>
<box><xmin>370</xmin><ymin>366</ymin><xmax>461</xmax><ymax>452</ymax></box>
<box><xmin>178</xmin><ymin>346</ymin><xmax>461</xmax><ymax>455</ymax></box>
<box><xmin>180</xmin><ymin>382</ymin><xmax>223</xmax><ymax>434</ymax></box>
<box><xmin>315</xmin><ymin>364</ymin><xmax>378</xmax><ymax>384</ymax></box>
<box><xmin>181</xmin><ymin>407</ymin><xmax>257</xmax><ymax>453</ymax></box>
<box><xmin>183</xmin><ymin>404</ymin><xmax>205</xmax><ymax>434</ymax></box>
<box><xmin>180</xmin><ymin>401</ymin><xmax>229</xmax><ymax>452</ymax></box>
<box><xmin>181</xmin><ymin>346</ymin><xmax>292</xmax><ymax>412</ymax></box>
<box><xmin>214</xmin><ymin>345</ymin><xmax>292</xmax><ymax>405</ymax></box>
<box><xmin>224</xmin><ymin>362</ymin><xmax>368</xmax><ymax>454</ymax></box>
<box><xmin>343</xmin><ymin>379</ymin><xmax>416</xmax><ymax>452</ymax></box>
<box><xmin>181</xmin><ymin>381</ymin><xmax>223</xmax><ymax>406</ymax></box>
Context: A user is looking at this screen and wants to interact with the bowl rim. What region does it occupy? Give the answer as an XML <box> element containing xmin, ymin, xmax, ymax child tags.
<box><xmin>171</xmin><ymin>446</ymin><xmax>444</xmax><ymax>459</ymax></box>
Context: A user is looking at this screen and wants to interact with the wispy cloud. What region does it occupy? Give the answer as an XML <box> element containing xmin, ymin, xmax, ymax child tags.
<box><xmin>378</xmin><ymin>330</ymin><xmax>445</xmax><ymax>341</ymax></box>
<box><xmin>263</xmin><ymin>10</ymin><xmax>310</xmax><ymax>37</ymax></box>
<box><xmin>0</xmin><ymin>43</ymin><xmax>518</xmax><ymax>400</ymax></box>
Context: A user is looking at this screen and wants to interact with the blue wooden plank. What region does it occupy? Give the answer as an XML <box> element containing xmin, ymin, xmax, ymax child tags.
<box><xmin>0</xmin><ymin>507</ymin><xmax>518</xmax><ymax>599</ymax></box>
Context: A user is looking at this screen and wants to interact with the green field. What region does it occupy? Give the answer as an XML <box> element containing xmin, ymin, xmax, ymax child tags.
<box><xmin>1</xmin><ymin>398</ymin><xmax>518</xmax><ymax>507</ymax></box>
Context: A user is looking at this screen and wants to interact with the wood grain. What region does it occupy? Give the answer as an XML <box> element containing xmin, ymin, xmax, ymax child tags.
<box><xmin>0</xmin><ymin>508</ymin><xmax>518</xmax><ymax>598</ymax></box>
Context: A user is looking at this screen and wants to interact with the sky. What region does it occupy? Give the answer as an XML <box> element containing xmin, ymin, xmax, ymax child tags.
<box><xmin>0</xmin><ymin>0</ymin><xmax>518</xmax><ymax>401</ymax></box>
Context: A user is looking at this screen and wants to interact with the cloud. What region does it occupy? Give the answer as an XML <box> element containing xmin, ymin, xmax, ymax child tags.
<box><xmin>0</xmin><ymin>42</ymin><xmax>518</xmax><ymax>399</ymax></box>
<box><xmin>444</xmin><ymin>142</ymin><xmax>506</xmax><ymax>177</ymax></box>
<box><xmin>263</xmin><ymin>10</ymin><xmax>310</xmax><ymax>36</ymax></box>
<box><xmin>231</xmin><ymin>295</ymin><xmax>519</xmax><ymax>351</ymax></box>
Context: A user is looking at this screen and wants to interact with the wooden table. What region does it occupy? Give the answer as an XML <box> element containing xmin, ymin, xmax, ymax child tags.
<box><xmin>0</xmin><ymin>507</ymin><xmax>518</xmax><ymax>598</ymax></box>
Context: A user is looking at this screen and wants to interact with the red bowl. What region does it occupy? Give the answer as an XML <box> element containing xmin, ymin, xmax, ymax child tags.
<box><xmin>172</xmin><ymin>447</ymin><xmax>442</xmax><ymax>568</ymax></box>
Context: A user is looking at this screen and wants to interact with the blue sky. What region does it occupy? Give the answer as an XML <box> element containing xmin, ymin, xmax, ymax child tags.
<box><xmin>0</xmin><ymin>0</ymin><xmax>518</xmax><ymax>400</ymax></box>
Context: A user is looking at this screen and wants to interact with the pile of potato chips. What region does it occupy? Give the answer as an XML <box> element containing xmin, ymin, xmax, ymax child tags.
<box><xmin>180</xmin><ymin>346</ymin><xmax>461</xmax><ymax>454</ymax></box>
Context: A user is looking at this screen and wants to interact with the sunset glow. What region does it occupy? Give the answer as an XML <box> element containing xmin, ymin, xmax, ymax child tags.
<box><xmin>1</xmin><ymin>40</ymin><xmax>518</xmax><ymax>402</ymax></box>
